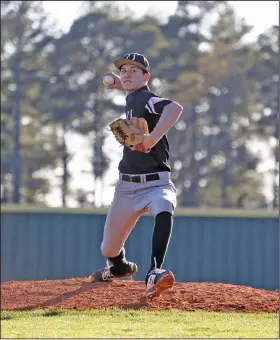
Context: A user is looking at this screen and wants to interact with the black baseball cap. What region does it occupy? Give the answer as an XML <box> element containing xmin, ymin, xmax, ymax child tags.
<box><xmin>114</xmin><ymin>53</ymin><xmax>150</xmax><ymax>73</ymax></box>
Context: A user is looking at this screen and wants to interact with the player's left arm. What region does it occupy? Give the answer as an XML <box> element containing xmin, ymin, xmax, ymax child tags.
<box><xmin>144</xmin><ymin>98</ymin><xmax>183</xmax><ymax>150</ymax></box>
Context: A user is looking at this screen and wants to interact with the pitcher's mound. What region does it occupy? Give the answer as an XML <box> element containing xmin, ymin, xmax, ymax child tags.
<box><xmin>1</xmin><ymin>279</ymin><xmax>278</xmax><ymax>313</ymax></box>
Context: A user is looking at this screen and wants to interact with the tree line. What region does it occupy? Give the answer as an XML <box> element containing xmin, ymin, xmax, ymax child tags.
<box><xmin>1</xmin><ymin>1</ymin><xmax>278</xmax><ymax>209</ymax></box>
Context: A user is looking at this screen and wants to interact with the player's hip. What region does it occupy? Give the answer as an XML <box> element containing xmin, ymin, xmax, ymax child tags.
<box><xmin>116</xmin><ymin>171</ymin><xmax>176</xmax><ymax>192</ymax></box>
<box><xmin>119</xmin><ymin>170</ymin><xmax>169</xmax><ymax>182</ymax></box>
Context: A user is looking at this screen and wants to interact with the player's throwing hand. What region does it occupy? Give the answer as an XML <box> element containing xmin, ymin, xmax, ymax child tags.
<box><xmin>102</xmin><ymin>72</ymin><xmax>124</xmax><ymax>91</ymax></box>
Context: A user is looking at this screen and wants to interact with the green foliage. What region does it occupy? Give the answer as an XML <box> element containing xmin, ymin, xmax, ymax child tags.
<box><xmin>1</xmin><ymin>1</ymin><xmax>58</xmax><ymax>204</ymax></box>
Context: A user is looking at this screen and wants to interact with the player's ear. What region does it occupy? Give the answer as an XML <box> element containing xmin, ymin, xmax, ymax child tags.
<box><xmin>144</xmin><ymin>73</ymin><xmax>151</xmax><ymax>81</ymax></box>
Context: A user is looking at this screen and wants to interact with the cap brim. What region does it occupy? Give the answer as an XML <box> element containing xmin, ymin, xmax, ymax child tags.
<box><xmin>114</xmin><ymin>59</ymin><xmax>149</xmax><ymax>72</ymax></box>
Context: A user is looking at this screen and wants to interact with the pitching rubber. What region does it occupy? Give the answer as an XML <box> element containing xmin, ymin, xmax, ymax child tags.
<box><xmin>146</xmin><ymin>271</ymin><xmax>175</xmax><ymax>299</ymax></box>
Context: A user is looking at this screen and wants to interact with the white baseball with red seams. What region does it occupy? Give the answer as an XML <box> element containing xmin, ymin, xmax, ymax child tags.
<box><xmin>103</xmin><ymin>75</ymin><xmax>115</xmax><ymax>86</ymax></box>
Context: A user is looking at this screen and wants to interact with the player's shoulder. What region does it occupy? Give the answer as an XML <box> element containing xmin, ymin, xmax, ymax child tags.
<box><xmin>131</xmin><ymin>86</ymin><xmax>169</xmax><ymax>102</ymax></box>
<box><xmin>144</xmin><ymin>91</ymin><xmax>173</xmax><ymax>115</ymax></box>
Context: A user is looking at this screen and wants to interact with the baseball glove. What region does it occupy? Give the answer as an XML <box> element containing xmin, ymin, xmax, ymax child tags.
<box><xmin>109</xmin><ymin>117</ymin><xmax>150</xmax><ymax>153</ymax></box>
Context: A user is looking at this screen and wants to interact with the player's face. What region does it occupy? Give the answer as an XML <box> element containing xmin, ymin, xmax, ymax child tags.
<box><xmin>120</xmin><ymin>64</ymin><xmax>149</xmax><ymax>93</ymax></box>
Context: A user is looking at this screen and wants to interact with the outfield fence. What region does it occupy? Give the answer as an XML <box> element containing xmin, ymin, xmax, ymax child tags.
<box><xmin>1</xmin><ymin>205</ymin><xmax>278</xmax><ymax>290</ymax></box>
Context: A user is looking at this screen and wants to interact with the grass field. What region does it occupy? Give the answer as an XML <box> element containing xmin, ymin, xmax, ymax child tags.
<box><xmin>1</xmin><ymin>309</ymin><xmax>278</xmax><ymax>338</ymax></box>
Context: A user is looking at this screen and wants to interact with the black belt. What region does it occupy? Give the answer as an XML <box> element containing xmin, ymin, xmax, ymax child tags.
<box><xmin>122</xmin><ymin>173</ymin><xmax>160</xmax><ymax>183</ymax></box>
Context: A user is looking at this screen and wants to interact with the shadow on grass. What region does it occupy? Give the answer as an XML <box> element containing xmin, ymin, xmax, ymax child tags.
<box><xmin>119</xmin><ymin>301</ymin><xmax>149</xmax><ymax>310</ymax></box>
<box><xmin>1</xmin><ymin>315</ymin><xmax>13</xmax><ymax>320</ymax></box>
<box><xmin>42</xmin><ymin>310</ymin><xmax>63</xmax><ymax>317</ymax></box>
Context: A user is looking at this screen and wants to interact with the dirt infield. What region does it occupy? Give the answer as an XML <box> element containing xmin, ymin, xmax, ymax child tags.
<box><xmin>1</xmin><ymin>279</ymin><xmax>278</xmax><ymax>313</ymax></box>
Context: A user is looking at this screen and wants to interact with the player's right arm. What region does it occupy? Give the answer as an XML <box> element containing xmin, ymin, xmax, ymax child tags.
<box><xmin>103</xmin><ymin>72</ymin><xmax>124</xmax><ymax>91</ymax></box>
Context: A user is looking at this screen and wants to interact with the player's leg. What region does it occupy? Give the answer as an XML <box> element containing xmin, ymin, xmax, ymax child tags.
<box><xmin>148</xmin><ymin>211</ymin><xmax>173</xmax><ymax>273</ymax></box>
<box><xmin>88</xmin><ymin>185</ymin><xmax>142</xmax><ymax>282</ymax></box>
<box><xmin>145</xmin><ymin>182</ymin><xmax>177</xmax><ymax>298</ymax></box>
<box><xmin>147</xmin><ymin>182</ymin><xmax>177</xmax><ymax>272</ymax></box>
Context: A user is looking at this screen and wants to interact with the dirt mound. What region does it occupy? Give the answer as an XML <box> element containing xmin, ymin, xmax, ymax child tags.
<box><xmin>1</xmin><ymin>279</ymin><xmax>278</xmax><ymax>313</ymax></box>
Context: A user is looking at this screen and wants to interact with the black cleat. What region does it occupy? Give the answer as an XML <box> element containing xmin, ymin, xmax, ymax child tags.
<box><xmin>88</xmin><ymin>261</ymin><xmax>138</xmax><ymax>283</ymax></box>
<box><xmin>145</xmin><ymin>268</ymin><xmax>175</xmax><ymax>299</ymax></box>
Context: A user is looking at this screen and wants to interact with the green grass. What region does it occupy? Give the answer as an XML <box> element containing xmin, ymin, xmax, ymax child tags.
<box><xmin>1</xmin><ymin>309</ymin><xmax>278</xmax><ymax>338</ymax></box>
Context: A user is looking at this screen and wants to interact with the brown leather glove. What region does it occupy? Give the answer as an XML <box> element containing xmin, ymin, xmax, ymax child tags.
<box><xmin>109</xmin><ymin>117</ymin><xmax>150</xmax><ymax>153</ymax></box>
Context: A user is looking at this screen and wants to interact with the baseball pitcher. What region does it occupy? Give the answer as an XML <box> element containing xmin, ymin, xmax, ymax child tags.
<box><xmin>88</xmin><ymin>53</ymin><xmax>183</xmax><ymax>299</ymax></box>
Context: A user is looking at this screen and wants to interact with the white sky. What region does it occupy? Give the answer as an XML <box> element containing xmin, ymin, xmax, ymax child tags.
<box><xmin>41</xmin><ymin>1</ymin><xmax>279</xmax><ymax>208</ymax></box>
<box><xmin>43</xmin><ymin>1</ymin><xmax>279</xmax><ymax>35</ymax></box>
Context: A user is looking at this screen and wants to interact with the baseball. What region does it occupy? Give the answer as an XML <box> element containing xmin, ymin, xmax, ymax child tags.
<box><xmin>103</xmin><ymin>75</ymin><xmax>115</xmax><ymax>86</ymax></box>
